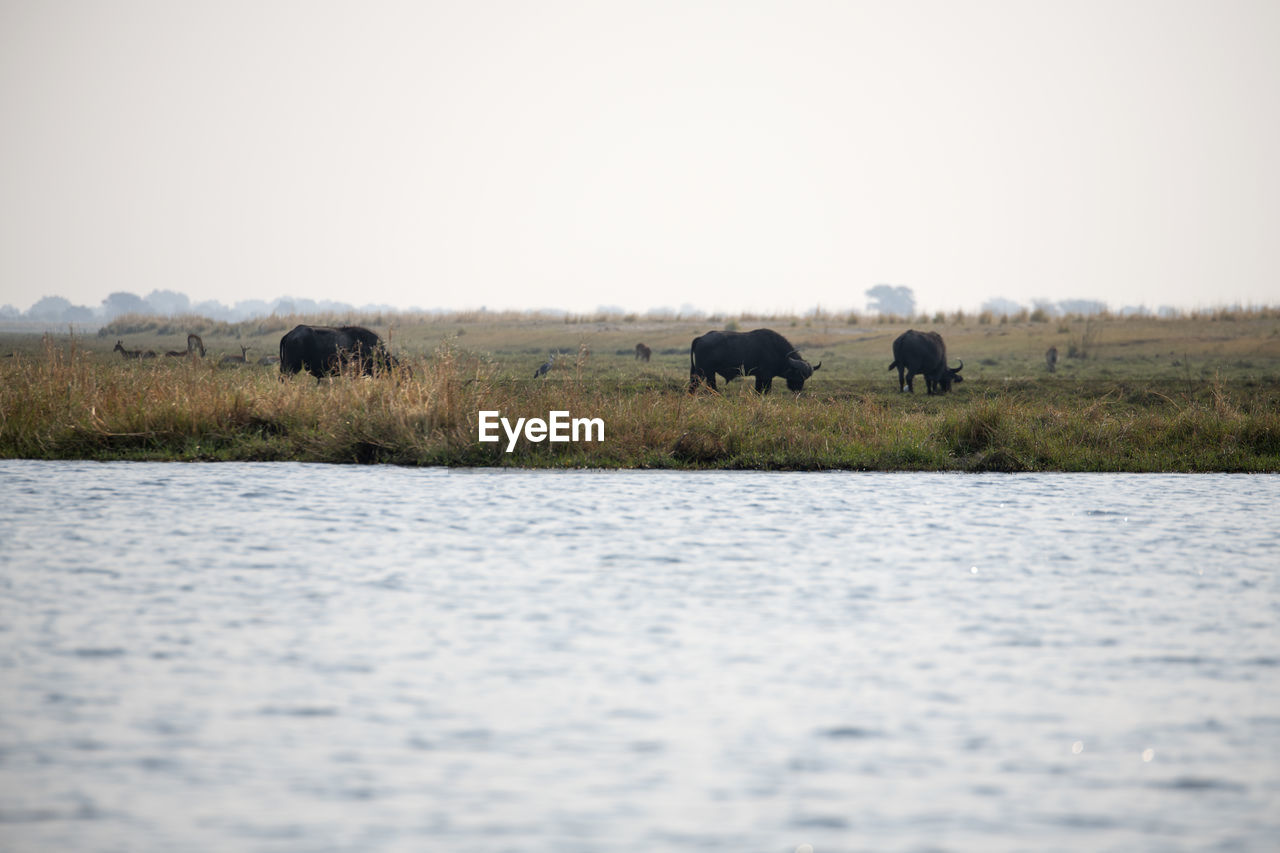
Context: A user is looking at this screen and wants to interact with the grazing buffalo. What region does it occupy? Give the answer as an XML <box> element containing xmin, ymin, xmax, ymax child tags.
<box><xmin>279</xmin><ymin>325</ymin><xmax>398</xmax><ymax>380</ymax></box>
<box><xmin>635</xmin><ymin>343</ymin><xmax>652</xmax><ymax>362</ymax></box>
<box><xmin>689</xmin><ymin>328</ymin><xmax>821</xmax><ymax>394</ymax></box>
<box><xmin>889</xmin><ymin>330</ymin><xmax>963</xmax><ymax>394</ymax></box>
<box><xmin>1046</xmin><ymin>346</ymin><xmax>1058</xmax><ymax>373</ymax></box>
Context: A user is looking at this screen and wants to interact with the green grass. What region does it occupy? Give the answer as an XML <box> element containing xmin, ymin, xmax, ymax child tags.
<box><xmin>2</xmin><ymin>311</ymin><xmax>1278</xmax><ymax>470</ymax></box>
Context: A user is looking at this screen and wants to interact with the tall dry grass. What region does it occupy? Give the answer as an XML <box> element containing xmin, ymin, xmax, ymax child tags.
<box><xmin>3</xmin><ymin>332</ymin><xmax>1278</xmax><ymax>470</ymax></box>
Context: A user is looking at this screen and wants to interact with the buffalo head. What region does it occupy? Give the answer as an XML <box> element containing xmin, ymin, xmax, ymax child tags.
<box><xmin>784</xmin><ymin>353</ymin><xmax>822</xmax><ymax>392</ymax></box>
<box><xmin>937</xmin><ymin>359</ymin><xmax>963</xmax><ymax>393</ymax></box>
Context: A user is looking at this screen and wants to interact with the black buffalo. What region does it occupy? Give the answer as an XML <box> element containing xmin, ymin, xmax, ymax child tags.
<box><xmin>689</xmin><ymin>328</ymin><xmax>821</xmax><ymax>394</ymax></box>
<box><xmin>889</xmin><ymin>330</ymin><xmax>963</xmax><ymax>394</ymax></box>
<box><xmin>279</xmin><ymin>325</ymin><xmax>400</xmax><ymax>380</ymax></box>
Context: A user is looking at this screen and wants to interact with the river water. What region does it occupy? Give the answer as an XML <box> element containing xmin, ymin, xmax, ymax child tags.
<box><xmin>0</xmin><ymin>461</ymin><xmax>1277</xmax><ymax>852</ymax></box>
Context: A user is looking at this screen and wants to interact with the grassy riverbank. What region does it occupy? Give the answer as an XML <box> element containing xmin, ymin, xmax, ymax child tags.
<box><xmin>3</xmin><ymin>311</ymin><xmax>1279</xmax><ymax>470</ymax></box>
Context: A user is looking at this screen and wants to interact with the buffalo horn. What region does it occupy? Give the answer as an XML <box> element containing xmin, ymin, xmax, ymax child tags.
<box><xmin>789</xmin><ymin>357</ymin><xmax>813</xmax><ymax>378</ymax></box>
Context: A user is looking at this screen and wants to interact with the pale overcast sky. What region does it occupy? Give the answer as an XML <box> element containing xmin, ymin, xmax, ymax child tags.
<box><xmin>2</xmin><ymin>0</ymin><xmax>1277</xmax><ymax>315</ymax></box>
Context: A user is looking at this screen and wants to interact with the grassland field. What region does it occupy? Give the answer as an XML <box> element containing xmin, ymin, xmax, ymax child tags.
<box><xmin>2</xmin><ymin>310</ymin><xmax>1279</xmax><ymax>471</ymax></box>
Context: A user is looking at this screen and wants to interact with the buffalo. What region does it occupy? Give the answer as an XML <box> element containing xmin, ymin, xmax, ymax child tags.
<box><xmin>689</xmin><ymin>328</ymin><xmax>821</xmax><ymax>394</ymax></box>
<box><xmin>635</xmin><ymin>343</ymin><xmax>652</xmax><ymax>362</ymax></box>
<box><xmin>279</xmin><ymin>325</ymin><xmax>400</xmax><ymax>380</ymax></box>
<box><xmin>889</xmin><ymin>330</ymin><xmax>963</xmax><ymax>394</ymax></box>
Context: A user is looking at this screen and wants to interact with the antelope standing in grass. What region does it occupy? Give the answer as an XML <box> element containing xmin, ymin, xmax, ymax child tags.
<box><xmin>220</xmin><ymin>345</ymin><xmax>249</xmax><ymax>365</ymax></box>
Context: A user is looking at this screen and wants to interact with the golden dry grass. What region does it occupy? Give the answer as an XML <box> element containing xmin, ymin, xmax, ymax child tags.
<box><xmin>2</xmin><ymin>310</ymin><xmax>1278</xmax><ymax>470</ymax></box>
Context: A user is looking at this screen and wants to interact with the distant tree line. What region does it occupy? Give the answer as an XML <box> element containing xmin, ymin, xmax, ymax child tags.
<box><xmin>1</xmin><ymin>290</ymin><xmax>405</xmax><ymax>325</ymax></box>
<box><xmin>862</xmin><ymin>285</ymin><xmax>1185</xmax><ymax>320</ymax></box>
<box><xmin>1</xmin><ymin>286</ymin><xmax>1261</xmax><ymax>326</ymax></box>
<box><xmin>978</xmin><ymin>296</ymin><xmax>1181</xmax><ymax>319</ymax></box>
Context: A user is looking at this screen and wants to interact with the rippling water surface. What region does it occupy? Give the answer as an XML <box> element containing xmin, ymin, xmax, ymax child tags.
<box><xmin>1</xmin><ymin>461</ymin><xmax>1277</xmax><ymax>852</ymax></box>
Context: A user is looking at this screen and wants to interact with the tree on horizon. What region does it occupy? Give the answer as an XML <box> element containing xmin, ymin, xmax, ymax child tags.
<box><xmin>865</xmin><ymin>284</ymin><xmax>916</xmax><ymax>317</ymax></box>
<box><xmin>144</xmin><ymin>289</ymin><xmax>191</xmax><ymax>316</ymax></box>
<box><xmin>26</xmin><ymin>295</ymin><xmax>94</xmax><ymax>322</ymax></box>
<box><xmin>101</xmin><ymin>291</ymin><xmax>148</xmax><ymax>318</ymax></box>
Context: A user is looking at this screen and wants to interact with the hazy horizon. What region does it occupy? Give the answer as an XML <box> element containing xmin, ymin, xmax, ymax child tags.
<box><xmin>3</xmin><ymin>1</ymin><xmax>1278</xmax><ymax>316</ymax></box>
<box><xmin>7</xmin><ymin>284</ymin><xmax>1272</xmax><ymax>326</ymax></box>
